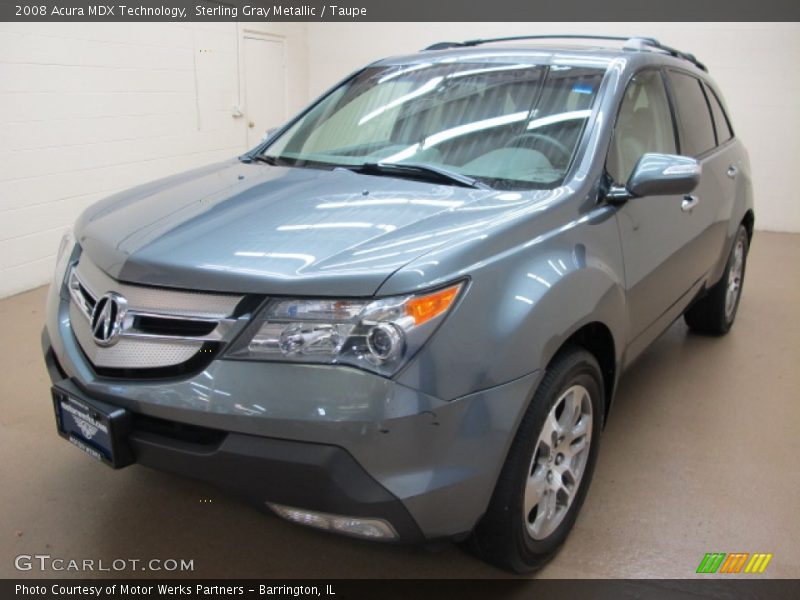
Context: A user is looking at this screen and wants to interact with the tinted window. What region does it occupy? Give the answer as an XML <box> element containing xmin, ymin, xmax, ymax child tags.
<box><xmin>667</xmin><ymin>71</ymin><xmax>716</xmax><ymax>157</ymax></box>
<box><xmin>704</xmin><ymin>83</ymin><xmax>734</xmax><ymax>144</ymax></box>
<box><xmin>607</xmin><ymin>70</ymin><xmax>676</xmax><ymax>184</ymax></box>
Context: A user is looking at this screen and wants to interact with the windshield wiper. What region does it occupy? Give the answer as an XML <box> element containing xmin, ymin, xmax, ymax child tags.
<box><xmin>240</xmin><ymin>154</ymin><xmax>282</xmax><ymax>166</ymax></box>
<box><xmin>353</xmin><ymin>162</ymin><xmax>491</xmax><ymax>190</ymax></box>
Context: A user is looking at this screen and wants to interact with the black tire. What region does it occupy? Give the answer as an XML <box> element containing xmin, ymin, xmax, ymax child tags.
<box><xmin>467</xmin><ymin>348</ymin><xmax>604</xmax><ymax>573</ymax></box>
<box><xmin>684</xmin><ymin>225</ymin><xmax>749</xmax><ymax>335</ymax></box>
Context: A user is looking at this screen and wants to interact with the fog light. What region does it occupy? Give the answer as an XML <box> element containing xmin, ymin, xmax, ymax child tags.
<box><xmin>330</xmin><ymin>517</ymin><xmax>395</xmax><ymax>539</ymax></box>
<box><xmin>267</xmin><ymin>503</ymin><xmax>398</xmax><ymax>540</ymax></box>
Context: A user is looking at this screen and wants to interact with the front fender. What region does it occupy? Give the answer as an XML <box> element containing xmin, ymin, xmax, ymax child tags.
<box><xmin>394</xmin><ymin>206</ymin><xmax>627</xmax><ymax>403</ymax></box>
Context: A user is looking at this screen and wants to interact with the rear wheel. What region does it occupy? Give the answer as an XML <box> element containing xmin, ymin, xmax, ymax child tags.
<box><xmin>467</xmin><ymin>348</ymin><xmax>604</xmax><ymax>573</ymax></box>
<box><xmin>684</xmin><ymin>225</ymin><xmax>749</xmax><ymax>335</ymax></box>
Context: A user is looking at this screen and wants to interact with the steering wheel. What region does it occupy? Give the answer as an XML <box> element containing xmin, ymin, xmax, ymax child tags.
<box><xmin>506</xmin><ymin>132</ymin><xmax>572</xmax><ymax>164</ymax></box>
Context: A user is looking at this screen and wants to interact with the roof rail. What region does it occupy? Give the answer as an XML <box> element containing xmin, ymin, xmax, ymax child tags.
<box><xmin>422</xmin><ymin>35</ymin><xmax>707</xmax><ymax>72</ymax></box>
<box><xmin>622</xmin><ymin>38</ymin><xmax>707</xmax><ymax>72</ymax></box>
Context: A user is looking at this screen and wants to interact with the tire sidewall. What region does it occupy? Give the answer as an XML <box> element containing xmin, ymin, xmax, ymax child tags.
<box><xmin>723</xmin><ymin>226</ymin><xmax>749</xmax><ymax>329</ymax></box>
<box><xmin>512</xmin><ymin>352</ymin><xmax>604</xmax><ymax>564</ymax></box>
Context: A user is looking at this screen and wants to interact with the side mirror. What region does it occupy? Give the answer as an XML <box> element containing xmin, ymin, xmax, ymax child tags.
<box><xmin>606</xmin><ymin>153</ymin><xmax>701</xmax><ymax>203</ymax></box>
<box><xmin>628</xmin><ymin>153</ymin><xmax>701</xmax><ymax>197</ymax></box>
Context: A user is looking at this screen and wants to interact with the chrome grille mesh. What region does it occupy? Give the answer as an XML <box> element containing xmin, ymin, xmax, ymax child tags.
<box><xmin>70</xmin><ymin>304</ymin><xmax>201</xmax><ymax>369</ymax></box>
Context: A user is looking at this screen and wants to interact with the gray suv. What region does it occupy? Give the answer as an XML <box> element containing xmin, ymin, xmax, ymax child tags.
<box><xmin>42</xmin><ymin>35</ymin><xmax>753</xmax><ymax>572</ymax></box>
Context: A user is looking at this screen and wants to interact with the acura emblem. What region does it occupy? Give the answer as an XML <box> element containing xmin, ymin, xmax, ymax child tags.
<box><xmin>90</xmin><ymin>293</ymin><xmax>128</xmax><ymax>347</ymax></box>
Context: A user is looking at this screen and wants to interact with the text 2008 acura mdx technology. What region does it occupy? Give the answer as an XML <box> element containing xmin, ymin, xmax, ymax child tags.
<box><xmin>42</xmin><ymin>36</ymin><xmax>753</xmax><ymax>572</ymax></box>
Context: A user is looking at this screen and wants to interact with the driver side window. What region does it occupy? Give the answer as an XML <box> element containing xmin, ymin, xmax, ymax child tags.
<box><xmin>607</xmin><ymin>70</ymin><xmax>677</xmax><ymax>184</ymax></box>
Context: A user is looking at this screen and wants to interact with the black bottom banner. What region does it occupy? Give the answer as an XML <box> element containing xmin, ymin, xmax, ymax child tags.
<box><xmin>4</xmin><ymin>579</ymin><xmax>800</xmax><ymax>600</ymax></box>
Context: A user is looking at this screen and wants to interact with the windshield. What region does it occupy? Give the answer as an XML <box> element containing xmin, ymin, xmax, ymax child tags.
<box><xmin>262</xmin><ymin>59</ymin><xmax>606</xmax><ymax>190</ymax></box>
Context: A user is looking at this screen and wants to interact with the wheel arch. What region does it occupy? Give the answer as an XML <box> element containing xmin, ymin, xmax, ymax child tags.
<box><xmin>549</xmin><ymin>322</ymin><xmax>617</xmax><ymax>426</ymax></box>
<box><xmin>742</xmin><ymin>209</ymin><xmax>755</xmax><ymax>243</ymax></box>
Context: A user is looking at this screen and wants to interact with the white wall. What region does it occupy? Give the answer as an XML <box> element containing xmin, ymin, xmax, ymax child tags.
<box><xmin>307</xmin><ymin>22</ymin><xmax>800</xmax><ymax>235</ymax></box>
<box><xmin>0</xmin><ymin>22</ymin><xmax>308</xmax><ymax>298</ymax></box>
<box><xmin>1</xmin><ymin>22</ymin><xmax>797</xmax><ymax>299</ymax></box>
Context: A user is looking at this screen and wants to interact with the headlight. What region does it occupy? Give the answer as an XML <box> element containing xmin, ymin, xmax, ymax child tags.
<box><xmin>226</xmin><ymin>282</ymin><xmax>464</xmax><ymax>376</ymax></box>
<box><xmin>53</xmin><ymin>228</ymin><xmax>76</xmax><ymax>288</ymax></box>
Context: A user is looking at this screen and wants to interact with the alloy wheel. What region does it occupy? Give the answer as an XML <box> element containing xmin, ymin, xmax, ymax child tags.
<box><xmin>524</xmin><ymin>384</ymin><xmax>593</xmax><ymax>540</ymax></box>
<box><xmin>725</xmin><ymin>237</ymin><xmax>745</xmax><ymax>321</ymax></box>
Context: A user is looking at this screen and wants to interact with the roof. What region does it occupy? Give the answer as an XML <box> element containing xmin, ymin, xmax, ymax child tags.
<box><xmin>373</xmin><ymin>35</ymin><xmax>707</xmax><ymax>73</ymax></box>
<box><xmin>430</xmin><ymin>36</ymin><xmax>705</xmax><ymax>70</ymax></box>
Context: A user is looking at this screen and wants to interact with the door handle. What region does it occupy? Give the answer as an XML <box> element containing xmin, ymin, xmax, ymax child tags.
<box><xmin>681</xmin><ymin>195</ymin><xmax>699</xmax><ymax>212</ymax></box>
<box><xmin>726</xmin><ymin>165</ymin><xmax>738</xmax><ymax>179</ymax></box>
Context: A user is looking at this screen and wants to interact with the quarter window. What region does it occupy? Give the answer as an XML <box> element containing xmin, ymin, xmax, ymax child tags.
<box><xmin>704</xmin><ymin>83</ymin><xmax>734</xmax><ymax>145</ymax></box>
<box><xmin>607</xmin><ymin>70</ymin><xmax>676</xmax><ymax>184</ymax></box>
<box><xmin>666</xmin><ymin>71</ymin><xmax>716</xmax><ymax>157</ymax></box>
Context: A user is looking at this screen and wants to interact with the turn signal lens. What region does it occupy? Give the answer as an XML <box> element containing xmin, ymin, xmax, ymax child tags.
<box><xmin>405</xmin><ymin>285</ymin><xmax>460</xmax><ymax>325</ymax></box>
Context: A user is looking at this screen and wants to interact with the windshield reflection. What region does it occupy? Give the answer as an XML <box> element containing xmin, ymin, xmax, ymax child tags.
<box><xmin>263</xmin><ymin>60</ymin><xmax>607</xmax><ymax>190</ymax></box>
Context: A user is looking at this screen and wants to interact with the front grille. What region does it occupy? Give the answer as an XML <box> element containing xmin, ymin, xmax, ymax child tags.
<box><xmin>67</xmin><ymin>256</ymin><xmax>247</xmax><ymax>375</ymax></box>
<box><xmin>134</xmin><ymin>315</ymin><xmax>217</xmax><ymax>337</ymax></box>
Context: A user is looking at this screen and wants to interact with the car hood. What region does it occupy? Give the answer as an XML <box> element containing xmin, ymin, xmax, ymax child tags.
<box><xmin>76</xmin><ymin>160</ymin><xmax>553</xmax><ymax>296</ymax></box>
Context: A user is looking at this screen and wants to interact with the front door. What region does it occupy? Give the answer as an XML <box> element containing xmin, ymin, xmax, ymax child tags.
<box><xmin>608</xmin><ymin>69</ymin><xmax>709</xmax><ymax>349</ymax></box>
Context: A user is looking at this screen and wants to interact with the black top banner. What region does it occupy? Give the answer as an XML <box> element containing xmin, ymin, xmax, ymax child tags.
<box><xmin>2</xmin><ymin>0</ymin><xmax>800</xmax><ymax>22</ymax></box>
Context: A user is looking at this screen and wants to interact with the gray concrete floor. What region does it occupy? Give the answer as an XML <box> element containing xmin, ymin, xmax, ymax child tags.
<box><xmin>1</xmin><ymin>232</ymin><xmax>798</xmax><ymax>579</ymax></box>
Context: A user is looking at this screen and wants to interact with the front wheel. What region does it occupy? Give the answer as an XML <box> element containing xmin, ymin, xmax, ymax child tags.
<box><xmin>467</xmin><ymin>348</ymin><xmax>604</xmax><ymax>573</ymax></box>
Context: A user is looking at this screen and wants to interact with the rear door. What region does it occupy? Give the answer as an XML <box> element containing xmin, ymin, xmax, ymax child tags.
<box><xmin>664</xmin><ymin>70</ymin><xmax>732</xmax><ymax>283</ymax></box>
<box><xmin>701</xmin><ymin>80</ymin><xmax>742</xmax><ymax>275</ymax></box>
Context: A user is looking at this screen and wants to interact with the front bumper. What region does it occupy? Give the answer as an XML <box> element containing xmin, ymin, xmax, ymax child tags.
<box><xmin>43</xmin><ymin>283</ymin><xmax>539</xmax><ymax>541</ymax></box>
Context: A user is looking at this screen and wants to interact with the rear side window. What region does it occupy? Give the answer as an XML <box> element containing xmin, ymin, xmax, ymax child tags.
<box><xmin>666</xmin><ymin>71</ymin><xmax>716</xmax><ymax>157</ymax></box>
<box><xmin>704</xmin><ymin>83</ymin><xmax>734</xmax><ymax>144</ymax></box>
<box><xmin>607</xmin><ymin>69</ymin><xmax>676</xmax><ymax>184</ymax></box>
